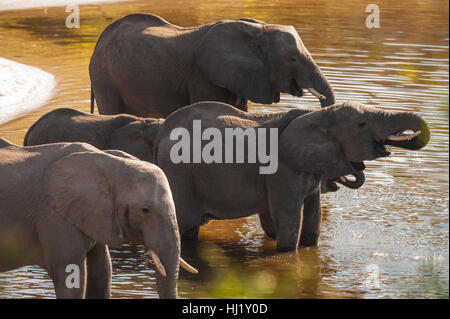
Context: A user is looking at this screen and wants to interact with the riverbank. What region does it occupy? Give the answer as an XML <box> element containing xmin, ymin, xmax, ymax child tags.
<box><xmin>0</xmin><ymin>57</ymin><xmax>55</xmax><ymax>125</ymax></box>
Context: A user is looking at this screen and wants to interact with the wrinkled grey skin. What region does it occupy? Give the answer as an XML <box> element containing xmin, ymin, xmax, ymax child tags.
<box><xmin>23</xmin><ymin>108</ymin><xmax>363</xmax><ymax>193</ymax></box>
<box><xmin>0</xmin><ymin>139</ymin><xmax>180</xmax><ymax>298</ymax></box>
<box><xmin>89</xmin><ymin>14</ymin><xmax>335</xmax><ymax>118</ymax></box>
<box><xmin>155</xmin><ymin>101</ymin><xmax>430</xmax><ymax>251</ymax></box>
<box><xmin>24</xmin><ymin>108</ymin><xmax>163</xmax><ymax>163</ymax></box>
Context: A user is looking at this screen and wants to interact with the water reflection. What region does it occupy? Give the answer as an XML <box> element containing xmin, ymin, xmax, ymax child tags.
<box><xmin>0</xmin><ymin>0</ymin><xmax>448</xmax><ymax>298</ymax></box>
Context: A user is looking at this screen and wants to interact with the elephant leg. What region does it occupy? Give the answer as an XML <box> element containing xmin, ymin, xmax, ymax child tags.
<box><xmin>232</xmin><ymin>94</ymin><xmax>248</xmax><ymax>112</ymax></box>
<box><xmin>299</xmin><ymin>190</ymin><xmax>321</xmax><ymax>247</ymax></box>
<box><xmin>258</xmin><ymin>212</ymin><xmax>276</xmax><ymax>239</ymax></box>
<box><xmin>166</xmin><ymin>173</ymin><xmax>202</xmax><ymax>239</ymax></box>
<box><xmin>46</xmin><ymin>257</ymin><xmax>87</xmax><ymax>299</ymax></box>
<box><xmin>268</xmin><ymin>195</ymin><xmax>304</xmax><ymax>251</ymax></box>
<box><xmin>38</xmin><ymin>220</ymin><xmax>90</xmax><ymax>298</ymax></box>
<box><xmin>85</xmin><ymin>244</ymin><xmax>112</xmax><ymax>299</ymax></box>
<box><xmin>92</xmin><ymin>79</ymin><xmax>125</xmax><ymax>115</ymax></box>
<box><xmin>266</xmin><ymin>167</ymin><xmax>306</xmax><ymax>251</ymax></box>
<box><xmin>182</xmin><ymin>226</ymin><xmax>200</xmax><ymax>241</ymax></box>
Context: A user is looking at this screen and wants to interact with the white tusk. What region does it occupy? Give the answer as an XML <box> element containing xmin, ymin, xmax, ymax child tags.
<box><xmin>306</xmin><ymin>88</ymin><xmax>326</xmax><ymax>100</ymax></box>
<box><xmin>149</xmin><ymin>250</ymin><xmax>166</xmax><ymax>277</ymax></box>
<box><xmin>179</xmin><ymin>257</ymin><xmax>198</xmax><ymax>274</ymax></box>
<box><xmin>386</xmin><ymin>130</ymin><xmax>421</xmax><ymax>141</ymax></box>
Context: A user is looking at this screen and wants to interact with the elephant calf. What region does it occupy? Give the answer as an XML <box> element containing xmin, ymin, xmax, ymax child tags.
<box><xmin>24</xmin><ymin>108</ymin><xmax>163</xmax><ymax>163</ymax></box>
<box><xmin>0</xmin><ymin>139</ymin><xmax>197</xmax><ymax>299</ymax></box>
<box><xmin>155</xmin><ymin>101</ymin><xmax>430</xmax><ymax>251</ymax></box>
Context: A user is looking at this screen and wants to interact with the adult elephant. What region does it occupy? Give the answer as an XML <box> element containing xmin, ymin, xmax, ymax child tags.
<box><xmin>89</xmin><ymin>14</ymin><xmax>335</xmax><ymax>118</ymax></box>
<box><xmin>0</xmin><ymin>139</ymin><xmax>197</xmax><ymax>299</ymax></box>
<box><xmin>154</xmin><ymin>101</ymin><xmax>430</xmax><ymax>251</ymax></box>
<box><xmin>24</xmin><ymin>108</ymin><xmax>163</xmax><ymax>164</ymax></box>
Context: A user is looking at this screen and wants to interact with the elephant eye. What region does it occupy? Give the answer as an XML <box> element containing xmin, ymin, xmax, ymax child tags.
<box><xmin>142</xmin><ymin>207</ymin><xmax>149</xmax><ymax>214</ymax></box>
<box><xmin>358</xmin><ymin>121</ymin><xmax>367</xmax><ymax>129</ymax></box>
<box><xmin>291</xmin><ymin>57</ymin><xmax>298</xmax><ymax>62</ymax></box>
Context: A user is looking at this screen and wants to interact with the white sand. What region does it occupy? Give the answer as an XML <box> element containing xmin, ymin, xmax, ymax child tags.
<box><xmin>0</xmin><ymin>57</ymin><xmax>55</xmax><ymax>125</ymax></box>
<box><xmin>0</xmin><ymin>0</ymin><xmax>125</xmax><ymax>11</ymax></box>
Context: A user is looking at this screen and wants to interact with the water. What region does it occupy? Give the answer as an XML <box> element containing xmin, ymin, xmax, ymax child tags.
<box><xmin>0</xmin><ymin>0</ymin><xmax>448</xmax><ymax>298</ymax></box>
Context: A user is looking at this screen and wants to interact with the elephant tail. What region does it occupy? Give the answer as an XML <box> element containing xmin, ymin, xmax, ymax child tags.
<box><xmin>90</xmin><ymin>85</ymin><xmax>95</xmax><ymax>114</ymax></box>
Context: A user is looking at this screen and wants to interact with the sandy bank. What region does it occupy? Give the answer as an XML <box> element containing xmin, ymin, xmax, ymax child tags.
<box><xmin>0</xmin><ymin>0</ymin><xmax>125</xmax><ymax>11</ymax></box>
<box><xmin>0</xmin><ymin>57</ymin><xmax>55</xmax><ymax>125</ymax></box>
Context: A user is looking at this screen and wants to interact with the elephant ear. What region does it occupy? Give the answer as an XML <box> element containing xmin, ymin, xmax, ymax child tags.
<box><xmin>194</xmin><ymin>21</ymin><xmax>273</xmax><ymax>104</ymax></box>
<box><xmin>44</xmin><ymin>151</ymin><xmax>124</xmax><ymax>248</ymax></box>
<box><xmin>278</xmin><ymin>111</ymin><xmax>354</xmax><ymax>178</ymax></box>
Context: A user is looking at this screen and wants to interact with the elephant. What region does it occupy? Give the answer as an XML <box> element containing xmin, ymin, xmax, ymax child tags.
<box><xmin>22</xmin><ymin>107</ymin><xmax>364</xmax><ymax>193</ymax></box>
<box><xmin>89</xmin><ymin>13</ymin><xmax>335</xmax><ymax>118</ymax></box>
<box><xmin>23</xmin><ymin>108</ymin><xmax>163</xmax><ymax>164</ymax></box>
<box><xmin>0</xmin><ymin>139</ymin><xmax>197</xmax><ymax>299</ymax></box>
<box><xmin>154</xmin><ymin>101</ymin><xmax>430</xmax><ymax>251</ymax></box>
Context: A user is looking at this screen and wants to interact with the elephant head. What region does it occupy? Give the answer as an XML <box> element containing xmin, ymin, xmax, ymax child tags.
<box><xmin>280</xmin><ymin>101</ymin><xmax>430</xmax><ymax>177</ymax></box>
<box><xmin>109</xmin><ymin>118</ymin><xmax>164</xmax><ymax>163</ymax></box>
<box><xmin>44</xmin><ymin>151</ymin><xmax>197</xmax><ymax>298</ymax></box>
<box><xmin>275</xmin><ymin>101</ymin><xmax>430</xmax><ymax>249</ymax></box>
<box><xmin>195</xmin><ymin>20</ymin><xmax>335</xmax><ymax>107</ymax></box>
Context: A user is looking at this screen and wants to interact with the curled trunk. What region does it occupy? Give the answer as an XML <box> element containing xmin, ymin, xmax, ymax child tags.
<box><xmin>382</xmin><ymin>112</ymin><xmax>430</xmax><ymax>150</ymax></box>
<box><xmin>336</xmin><ymin>171</ymin><xmax>366</xmax><ymax>189</ymax></box>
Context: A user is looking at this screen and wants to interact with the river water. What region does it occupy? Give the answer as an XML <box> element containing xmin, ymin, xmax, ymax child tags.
<box><xmin>0</xmin><ymin>0</ymin><xmax>448</xmax><ymax>298</ymax></box>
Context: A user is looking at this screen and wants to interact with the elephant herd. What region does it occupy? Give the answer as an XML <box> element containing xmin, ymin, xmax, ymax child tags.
<box><xmin>0</xmin><ymin>14</ymin><xmax>430</xmax><ymax>299</ymax></box>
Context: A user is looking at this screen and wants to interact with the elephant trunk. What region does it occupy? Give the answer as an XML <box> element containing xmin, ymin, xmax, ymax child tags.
<box><xmin>381</xmin><ymin>112</ymin><xmax>430</xmax><ymax>150</ymax></box>
<box><xmin>154</xmin><ymin>252</ymin><xmax>178</xmax><ymax>299</ymax></box>
<box><xmin>298</xmin><ymin>63</ymin><xmax>336</xmax><ymax>107</ymax></box>
<box><xmin>144</xmin><ymin>215</ymin><xmax>181</xmax><ymax>299</ymax></box>
<box><xmin>152</xmin><ymin>239</ymin><xmax>179</xmax><ymax>299</ymax></box>
<box><xmin>336</xmin><ymin>171</ymin><xmax>366</xmax><ymax>189</ymax></box>
<box><xmin>314</xmin><ymin>70</ymin><xmax>336</xmax><ymax>108</ymax></box>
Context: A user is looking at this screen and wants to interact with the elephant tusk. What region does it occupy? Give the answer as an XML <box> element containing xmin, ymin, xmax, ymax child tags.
<box><xmin>386</xmin><ymin>130</ymin><xmax>421</xmax><ymax>141</ymax></box>
<box><xmin>149</xmin><ymin>250</ymin><xmax>166</xmax><ymax>277</ymax></box>
<box><xmin>179</xmin><ymin>257</ymin><xmax>198</xmax><ymax>274</ymax></box>
<box><xmin>306</xmin><ymin>88</ymin><xmax>326</xmax><ymax>100</ymax></box>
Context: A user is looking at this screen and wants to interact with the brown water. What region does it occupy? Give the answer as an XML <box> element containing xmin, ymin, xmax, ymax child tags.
<box><xmin>0</xmin><ymin>0</ymin><xmax>448</xmax><ymax>299</ymax></box>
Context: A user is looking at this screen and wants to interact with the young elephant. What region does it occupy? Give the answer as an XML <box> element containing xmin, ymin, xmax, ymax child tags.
<box><xmin>24</xmin><ymin>108</ymin><xmax>163</xmax><ymax>163</ymax></box>
<box><xmin>154</xmin><ymin>101</ymin><xmax>430</xmax><ymax>251</ymax></box>
<box><xmin>0</xmin><ymin>139</ymin><xmax>197</xmax><ymax>299</ymax></box>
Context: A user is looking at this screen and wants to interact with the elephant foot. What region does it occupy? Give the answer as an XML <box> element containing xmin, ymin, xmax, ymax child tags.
<box><xmin>299</xmin><ymin>232</ymin><xmax>319</xmax><ymax>247</ymax></box>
